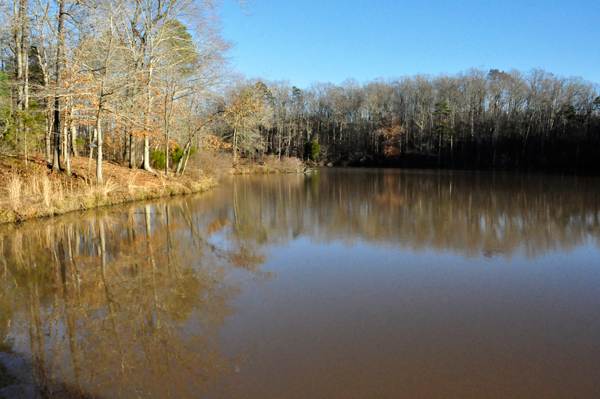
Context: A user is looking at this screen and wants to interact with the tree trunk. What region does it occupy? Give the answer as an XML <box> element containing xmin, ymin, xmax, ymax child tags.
<box><xmin>71</xmin><ymin>123</ymin><xmax>78</xmax><ymax>157</ymax></box>
<box><xmin>52</xmin><ymin>96</ymin><xmax>61</xmax><ymax>172</ymax></box>
<box><xmin>14</xmin><ymin>0</ymin><xmax>29</xmax><ymax>159</ymax></box>
<box><xmin>142</xmin><ymin>135</ymin><xmax>152</xmax><ymax>171</ymax></box>
<box><xmin>175</xmin><ymin>140</ymin><xmax>191</xmax><ymax>175</ymax></box>
<box><xmin>21</xmin><ymin>0</ymin><xmax>29</xmax><ymax>161</ymax></box>
<box><xmin>233</xmin><ymin>127</ymin><xmax>238</xmax><ymax>166</ymax></box>
<box><xmin>96</xmin><ymin>113</ymin><xmax>103</xmax><ymax>184</ymax></box>
<box><xmin>164</xmin><ymin>95</ymin><xmax>171</xmax><ymax>177</ymax></box>
<box><xmin>64</xmin><ymin>122</ymin><xmax>71</xmax><ymax>175</ymax></box>
<box><xmin>88</xmin><ymin>126</ymin><xmax>97</xmax><ymax>173</ymax></box>
<box><xmin>129</xmin><ymin>133</ymin><xmax>136</xmax><ymax>168</ymax></box>
<box><xmin>45</xmin><ymin>113</ymin><xmax>52</xmax><ymax>164</ymax></box>
<box><xmin>70</xmin><ymin>103</ymin><xmax>78</xmax><ymax>157</ymax></box>
<box><xmin>52</xmin><ymin>0</ymin><xmax>66</xmax><ymax>172</ymax></box>
<box><xmin>181</xmin><ymin>145</ymin><xmax>192</xmax><ymax>176</ymax></box>
<box><xmin>142</xmin><ymin>65</ymin><xmax>154</xmax><ymax>172</ymax></box>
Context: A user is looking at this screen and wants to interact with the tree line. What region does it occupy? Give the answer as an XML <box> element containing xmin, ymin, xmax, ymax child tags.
<box><xmin>2</xmin><ymin>0</ymin><xmax>600</xmax><ymax>175</ymax></box>
<box><xmin>213</xmin><ymin>70</ymin><xmax>600</xmax><ymax>170</ymax></box>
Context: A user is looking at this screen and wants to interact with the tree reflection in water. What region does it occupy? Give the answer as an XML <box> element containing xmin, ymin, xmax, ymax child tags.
<box><xmin>1</xmin><ymin>168</ymin><xmax>600</xmax><ymax>397</ymax></box>
<box><xmin>220</xmin><ymin>169</ymin><xmax>600</xmax><ymax>258</ymax></box>
<box><xmin>0</xmin><ymin>201</ymin><xmax>269</xmax><ymax>398</ymax></box>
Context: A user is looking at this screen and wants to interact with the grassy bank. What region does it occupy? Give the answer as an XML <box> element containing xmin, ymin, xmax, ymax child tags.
<box><xmin>0</xmin><ymin>154</ymin><xmax>221</xmax><ymax>224</ymax></box>
<box><xmin>0</xmin><ymin>153</ymin><xmax>311</xmax><ymax>225</ymax></box>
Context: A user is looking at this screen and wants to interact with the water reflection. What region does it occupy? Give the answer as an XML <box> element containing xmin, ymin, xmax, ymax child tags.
<box><xmin>0</xmin><ymin>203</ymin><xmax>269</xmax><ymax>397</ymax></box>
<box><xmin>0</xmin><ymin>168</ymin><xmax>599</xmax><ymax>397</ymax></box>
<box><xmin>228</xmin><ymin>168</ymin><xmax>600</xmax><ymax>257</ymax></box>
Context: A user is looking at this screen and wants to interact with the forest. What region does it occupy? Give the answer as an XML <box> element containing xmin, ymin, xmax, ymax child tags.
<box><xmin>2</xmin><ymin>0</ymin><xmax>600</xmax><ymax>180</ymax></box>
<box><xmin>1</xmin><ymin>0</ymin><xmax>244</xmax><ymax>184</ymax></box>
<box><xmin>248</xmin><ymin>70</ymin><xmax>600</xmax><ymax>169</ymax></box>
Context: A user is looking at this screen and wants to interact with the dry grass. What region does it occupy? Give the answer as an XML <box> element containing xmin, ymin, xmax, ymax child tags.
<box><xmin>42</xmin><ymin>174</ymin><xmax>51</xmax><ymax>207</ymax></box>
<box><xmin>191</xmin><ymin>150</ymin><xmax>233</xmax><ymax>181</ymax></box>
<box><xmin>6</xmin><ymin>175</ymin><xmax>22</xmax><ymax>209</ymax></box>
<box><xmin>0</xmin><ymin>155</ymin><xmax>219</xmax><ymax>224</ymax></box>
<box><xmin>92</xmin><ymin>178</ymin><xmax>119</xmax><ymax>198</ymax></box>
<box><xmin>126</xmin><ymin>171</ymin><xmax>140</xmax><ymax>194</ymax></box>
<box><xmin>0</xmin><ymin>152</ymin><xmax>307</xmax><ymax>225</ymax></box>
<box><xmin>234</xmin><ymin>155</ymin><xmax>308</xmax><ymax>174</ymax></box>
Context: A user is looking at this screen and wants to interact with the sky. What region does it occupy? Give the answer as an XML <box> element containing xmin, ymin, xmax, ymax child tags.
<box><xmin>217</xmin><ymin>0</ymin><xmax>600</xmax><ymax>88</ymax></box>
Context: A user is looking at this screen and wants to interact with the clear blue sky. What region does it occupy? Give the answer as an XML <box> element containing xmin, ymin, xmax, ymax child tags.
<box><xmin>218</xmin><ymin>0</ymin><xmax>600</xmax><ymax>88</ymax></box>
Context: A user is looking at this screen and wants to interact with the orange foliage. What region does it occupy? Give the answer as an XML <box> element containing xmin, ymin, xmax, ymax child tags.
<box><xmin>380</xmin><ymin>119</ymin><xmax>404</xmax><ymax>160</ymax></box>
<box><xmin>202</xmin><ymin>135</ymin><xmax>231</xmax><ymax>150</ymax></box>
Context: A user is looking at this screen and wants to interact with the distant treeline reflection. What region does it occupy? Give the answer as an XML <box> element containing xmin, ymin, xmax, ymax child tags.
<box><xmin>225</xmin><ymin>169</ymin><xmax>600</xmax><ymax>257</ymax></box>
<box><xmin>0</xmin><ymin>169</ymin><xmax>599</xmax><ymax>396</ymax></box>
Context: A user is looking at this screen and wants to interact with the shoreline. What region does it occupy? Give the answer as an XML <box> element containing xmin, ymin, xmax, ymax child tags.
<box><xmin>3</xmin><ymin>152</ymin><xmax>598</xmax><ymax>227</ymax></box>
<box><xmin>0</xmin><ymin>154</ymin><xmax>312</xmax><ymax>226</ymax></box>
<box><xmin>0</xmin><ymin>155</ymin><xmax>221</xmax><ymax>226</ymax></box>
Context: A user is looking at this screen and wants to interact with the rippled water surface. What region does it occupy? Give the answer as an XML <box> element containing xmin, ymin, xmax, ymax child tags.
<box><xmin>1</xmin><ymin>168</ymin><xmax>600</xmax><ymax>398</ymax></box>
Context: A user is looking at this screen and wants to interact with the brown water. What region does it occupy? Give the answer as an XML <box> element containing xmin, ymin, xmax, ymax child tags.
<box><xmin>1</xmin><ymin>168</ymin><xmax>600</xmax><ymax>398</ymax></box>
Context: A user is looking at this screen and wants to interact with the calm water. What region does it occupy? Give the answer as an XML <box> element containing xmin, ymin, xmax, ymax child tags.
<box><xmin>1</xmin><ymin>168</ymin><xmax>600</xmax><ymax>398</ymax></box>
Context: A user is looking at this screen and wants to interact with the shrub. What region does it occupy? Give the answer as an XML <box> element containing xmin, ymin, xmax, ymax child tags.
<box><xmin>170</xmin><ymin>146</ymin><xmax>197</xmax><ymax>167</ymax></box>
<box><xmin>190</xmin><ymin>150</ymin><xmax>232</xmax><ymax>181</ymax></box>
<box><xmin>75</xmin><ymin>138</ymin><xmax>86</xmax><ymax>151</ymax></box>
<box><xmin>304</xmin><ymin>140</ymin><xmax>321</xmax><ymax>162</ymax></box>
<box><xmin>171</xmin><ymin>147</ymin><xmax>183</xmax><ymax>165</ymax></box>
<box><xmin>151</xmin><ymin>150</ymin><xmax>166</xmax><ymax>169</ymax></box>
<box><xmin>257</xmin><ymin>155</ymin><xmax>304</xmax><ymax>173</ymax></box>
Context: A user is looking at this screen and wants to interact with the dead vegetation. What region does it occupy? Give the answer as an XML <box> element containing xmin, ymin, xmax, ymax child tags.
<box><xmin>0</xmin><ymin>152</ymin><xmax>311</xmax><ymax>225</ymax></box>
<box><xmin>233</xmin><ymin>155</ymin><xmax>312</xmax><ymax>174</ymax></box>
<box><xmin>0</xmin><ymin>154</ymin><xmax>219</xmax><ymax>224</ymax></box>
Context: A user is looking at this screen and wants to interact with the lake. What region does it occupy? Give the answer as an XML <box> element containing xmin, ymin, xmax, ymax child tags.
<box><xmin>1</xmin><ymin>168</ymin><xmax>599</xmax><ymax>398</ymax></box>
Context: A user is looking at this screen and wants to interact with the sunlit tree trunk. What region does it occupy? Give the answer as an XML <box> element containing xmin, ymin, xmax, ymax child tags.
<box><xmin>14</xmin><ymin>0</ymin><xmax>29</xmax><ymax>160</ymax></box>
<box><xmin>52</xmin><ymin>0</ymin><xmax>66</xmax><ymax>172</ymax></box>
<box><xmin>70</xmin><ymin>103</ymin><xmax>78</xmax><ymax>157</ymax></box>
<box><xmin>96</xmin><ymin>112</ymin><xmax>103</xmax><ymax>184</ymax></box>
